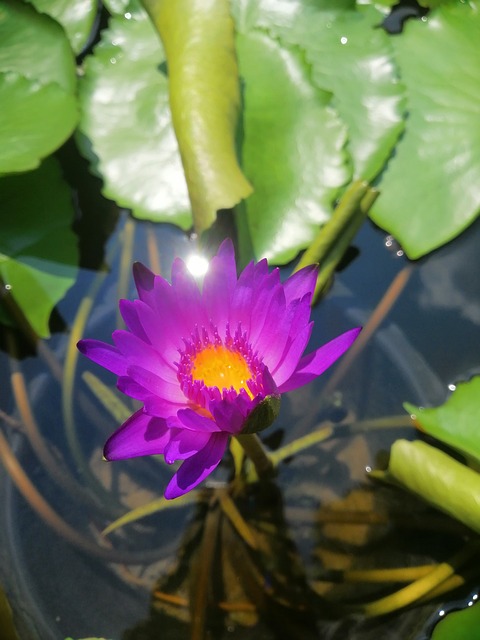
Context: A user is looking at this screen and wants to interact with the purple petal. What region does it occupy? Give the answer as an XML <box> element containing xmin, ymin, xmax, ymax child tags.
<box><xmin>255</xmin><ymin>295</ymin><xmax>311</xmax><ymax>373</ymax></box>
<box><xmin>163</xmin><ymin>428</ymin><xmax>212</xmax><ymax>463</ymax></box>
<box><xmin>164</xmin><ymin>432</ymin><xmax>229</xmax><ymax>499</ymax></box>
<box><xmin>126</xmin><ymin>364</ymin><xmax>185</xmax><ymax>403</ymax></box>
<box><xmin>171</xmin><ymin>258</ymin><xmax>209</xmax><ymax>328</ymax></box>
<box><xmin>117</xmin><ymin>376</ymin><xmax>151</xmax><ymax>401</ymax></box>
<box><xmin>247</xmin><ymin>257</ymin><xmax>269</xmax><ymax>289</ymax></box>
<box><xmin>118</xmin><ymin>379</ymin><xmax>186</xmax><ymax>421</ymax></box>
<box><xmin>230</xmin><ymin>261</ymin><xmax>255</xmax><ymax>325</ymax></box>
<box><xmin>133</xmin><ymin>262</ymin><xmax>156</xmax><ymax>303</ymax></box>
<box><xmin>271</xmin><ymin>323</ymin><xmax>313</xmax><ymax>387</ymax></box>
<box><xmin>248</xmin><ymin>271</ymin><xmax>283</xmax><ymax>346</ymax></box>
<box><xmin>135</xmin><ymin>300</ymin><xmax>184</xmax><ymax>364</ymax></box>
<box><xmin>202</xmin><ymin>239</ymin><xmax>237</xmax><ymax>333</ymax></box>
<box><xmin>112</xmin><ymin>329</ymin><xmax>177</xmax><ymax>383</ymax></box>
<box><xmin>77</xmin><ymin>339</ymin><xmax>126</xmax><ymax>376</ymax></box>
<box><xmin>229</xmin><ymin>257</ymin><xmax>269</xmax><ymax>334</ymax></box>
<box><xmin>210</xmin><ymin>394</ymin><xmax>257</xmax><ymax>434</ymax></box>
<box><xmin>283</xmin><ymin>265</ymin><xmax>317</xmax><ymax>305</ymax></box>
<box><xmin>104</xmin><ymin>409</ymin><xmax>170</xmax><ymax>460</ymax></box>
<box><xmin>176</xmin><ymin>408</ymin><xmax>221</xmax><ymax>432</ymax></box>
<box><xmin>277</xmin><ymin>327</ymin><xmax>361</xmax><ymax>393</ymax></box>
<box><xmin>143</xmin><ymin>395</ymin><xmax>186</xmax><ymax>420</ymax></box>
<box><xmin>119</xmin><ymin>299</ymin><xmax>149</xmax><ymax>343</ymax></box>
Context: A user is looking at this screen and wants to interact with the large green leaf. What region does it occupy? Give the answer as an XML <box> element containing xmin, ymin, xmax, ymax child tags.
<box><xmin>0</xmin><ymin>0</ymin><xmax>76</xmax><ymax>93</ymax></box>
<box><xmin>370</xmin><ymin>2</ymin><xmax>480</xmax><ymax>258</ymax></box>
<box><xmin>385</xmin><ymin>439</ymin><xmax>480</xmax><ymax>535</ymax></box>
<box><xmin>27</xmin><ymin>0</ymin><xmax>98</xmax><ymax>54</ymax></box>
<box><xmin>102</xmin><ymin>0</ymin><xmax>138</xmax><ymax>15</ymax></box>
<box><xmin>0</xmin><ymin>0</ymin><xmax>78</xmax><ymax>173</ymax></box>
<box><xmin>143</xmin><ymin>0</ymin><xmax>253</xmax><ymax>233</ymax></box>
<box><xmin>265</xmin><ymin>4</ymin><xmax>406</xmax><ymax>182</ymax></box>
<box><xmin>77</xmin><ymin>11</ymin><xmax>192</xmax><ymax>228</ymax></box>
<box><xmin>233</xmin><ymin>0</ymin><xmax>405</xmax><ymax>262</ymax></box>
<box><xmin>233</xmin><ymin>0</ymin><xmax>355</xmax><ymax>30</ymax></box>
<box><xmin>236</xmin><ymin>30</ymin><xmax>350</xmax><ymax>263</ymax></box>
<box><xmin>0</xmin><ymin>158</ymin><xmax>78</xmax><ymax>338</ymax></box>
<box><xmin>404</xmin><ymin>377</ymin><xmax>480</xmax><ymax>465</ymax></box>
<box><xmin>432</xmin><ymin>601</ymin><xmax>480</xmax><ymax>640</ymax></box>
<box><xmin>0</xmin><ymin>73</ymin><xmax>77</xmax><ymax>174</ymax></box>
<box><xmin>418</xmin><ymin>0</ymin><xmax>458</xmax><ymax>7</ymax></box>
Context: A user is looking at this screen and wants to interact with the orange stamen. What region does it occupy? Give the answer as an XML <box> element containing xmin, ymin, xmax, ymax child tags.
<box><xmin>192</xmin><ymin>345</ymin><xmax>253</xmax><ymax>397</ymax></box>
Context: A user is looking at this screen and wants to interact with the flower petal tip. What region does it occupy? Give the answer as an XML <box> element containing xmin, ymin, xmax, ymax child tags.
<box><xmin>133</xmin><ymin>261</ymin><xmax>155</xmax><ymax>295</ymax></box>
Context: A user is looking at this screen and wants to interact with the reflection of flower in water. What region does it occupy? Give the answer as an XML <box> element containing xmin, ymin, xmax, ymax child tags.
<box><xmin>78</xmin><ymin>240</ymin><xmax>360</xmax><ymax>498</ymax></box>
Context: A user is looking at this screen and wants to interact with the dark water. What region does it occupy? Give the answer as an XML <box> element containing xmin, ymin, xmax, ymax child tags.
<box><xmin>0</xmin><ymin>210</ymin><xmax>479</xmax><ymax>640</ymax></box>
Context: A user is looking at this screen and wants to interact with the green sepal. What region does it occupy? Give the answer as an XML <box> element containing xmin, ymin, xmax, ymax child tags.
<box><xmin>240</xmin><ymin>394</ymin><xmax>281</xmax><ymax>435</ymax></box>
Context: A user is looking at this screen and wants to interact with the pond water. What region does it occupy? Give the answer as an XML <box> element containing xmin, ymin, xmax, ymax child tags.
<box><xmin>1</xmin><ymin>201</ymin><xmax>479</xmax><ymax>640</ymax></box>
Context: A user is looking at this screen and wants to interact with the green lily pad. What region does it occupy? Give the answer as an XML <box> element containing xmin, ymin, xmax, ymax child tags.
<box><xmin>0</xmin><ymin>72</ymin><xmax>78</xmax><ymax>174</ymax></box>
<box><xmin>78</xmin><ymin>11</ymin><xmax>192</xmax><ymax>228</ymax></box>
<box><xmin>236</xmin><ymin>29</ymin><xmax>350</xmax><ymax>263</ymax></box>
<box><xmin>386</xmin><ymin>439</ymin><xmax>480</xmax><ymax>535</ymax></box>
<box><xmin>432</xmin><ymin>601</ymin><xmax>480</xmax><ymax>640</ymax></box>
<box><xmin>0</xmin><ymin>0</ymin><xmax>77</xmax><ymax>93</ymax></box>
<box><xmin>357</xmin><ymin>0</ymin><xmax>396</xmax><ymax>7</ymax></box>
<box><xmin>370</xmin><ymin>2</ymin><xmax>480</xmax><ymax>258</ymax></box>
<box><xmin>0</xmin><ymin>158</ymin><xmax>78</xmax><ymax>338</ymax></box>
<box><xmin>404</xmin><ymin>376</ymin><xmax>480</xmax><ymax>465</ymax></box>
<box><xmin>102</xmin><ymin>0</ymin><xmax>137</xmax><ymax>15</ymax></box>
<box><xmin>265</xmin><ymin>4</ymin><xmax>406</xmax><ymax>182</ymax></box>
<box><xmin>233</xmin><ymin>0</ymin><xmax>404</xmax><ymax>262</ymax></box>
<box><xmin>0</xmin><ymin>0</ymin><xmax>78</xmax><ymax>173</ymax></box>
<box><xmin>418</xmin><ymin>0</ymin><xmax>458</xmax><ymax>7</ymax></box>
<box><xmin>27</xmin><ymin>0</ymin><xmax>98</xmax><ymax>54</ymax></box>
<box><xmin>233</xmin><ymin>0</ymin><xmax>355</xmax><ymax>29</ymax></box>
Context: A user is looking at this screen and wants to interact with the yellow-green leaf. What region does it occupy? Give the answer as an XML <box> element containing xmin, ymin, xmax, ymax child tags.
<box><xmin>386</xmin><ymin>439</ymin><xmax>480</xmax><ymax>535</ymax></box>
<box><xmin>142</xmin><ymin>0</ymin><xmax>253</xmax><ymax>233</ymax></box>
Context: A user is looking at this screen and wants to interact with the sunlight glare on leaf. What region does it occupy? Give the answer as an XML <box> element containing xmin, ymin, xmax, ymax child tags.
<box><xmin>77</xmin><ymin>10</ymin><xmax>192</xmax><ymax>228</ymax></box>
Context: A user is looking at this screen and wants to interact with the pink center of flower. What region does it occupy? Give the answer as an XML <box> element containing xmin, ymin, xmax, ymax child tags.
<box><xmin>177</xmin><ymin>324</ymin><xmax>265</xmax><ymax>406</ymax></box>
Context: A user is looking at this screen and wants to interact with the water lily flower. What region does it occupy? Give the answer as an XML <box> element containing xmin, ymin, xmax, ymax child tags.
<box><xmin>78</xmin><ymin>240</ymin><xmax>360</xmax><ymax>499</ymax></box>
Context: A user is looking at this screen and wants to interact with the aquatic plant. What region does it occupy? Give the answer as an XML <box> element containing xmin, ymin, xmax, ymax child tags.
<box><xmin>78</xmin><ymin>240</ymin><xmax>360</xmax><ymax>498</ymax></box>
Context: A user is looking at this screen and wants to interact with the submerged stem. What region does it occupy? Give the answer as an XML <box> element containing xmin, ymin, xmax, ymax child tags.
<box><xmin>235</xmin><ymin>433</ymin><xmax>275</xmax><ymax>480</ymax></box>
<box><xmin>270</xmin><ymin>425</ymin><xmax>333</xmax><ymax>467</ymax></box>
<box><xmin>356</xmin><ymin>540</ymin><xmax>480</xmax><ymax>617</ymax></box>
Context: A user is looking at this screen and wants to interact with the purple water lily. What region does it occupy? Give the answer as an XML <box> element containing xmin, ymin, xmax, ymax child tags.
<box><xmin>78</xmin><ymin>240</ymin><xmax>360</xmax><ymax>499</ymax></box>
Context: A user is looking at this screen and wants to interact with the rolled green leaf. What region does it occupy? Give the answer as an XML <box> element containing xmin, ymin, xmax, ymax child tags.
<box><xmin>142</xmin><ymin>0</ymin><xmax>253</xmax><ymax>233</ymax></box>
<box><xmin>387</xmin><ymin>439</ymin><xmax>480</xmax><ymax>535</ymax></box>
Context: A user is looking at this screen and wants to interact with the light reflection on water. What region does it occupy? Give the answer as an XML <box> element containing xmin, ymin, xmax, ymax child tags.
<box><xmin>0</xmin><ymin>213</ymin><xmax>479</xmax><ymax>639</ymax></box>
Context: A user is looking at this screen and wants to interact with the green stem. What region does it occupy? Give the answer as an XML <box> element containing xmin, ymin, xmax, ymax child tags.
<box><xmin>270</xmin><ymin>425</ymin><xmax>333</xmax><ymax>467</ymax></box>
<box><xmin>235</xmin><ymin>434</ymin><xmax>275</xmax><ymax>480</ymax></box>
<box><xmin>294</xmin><ymin>180</ymin><xmax>378</xmax><ymax>303</ymax></box>
<box><xmin>295</xmin><ymin>180</ymin><xmax>369</xmax><ymax>271</ymax></box>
